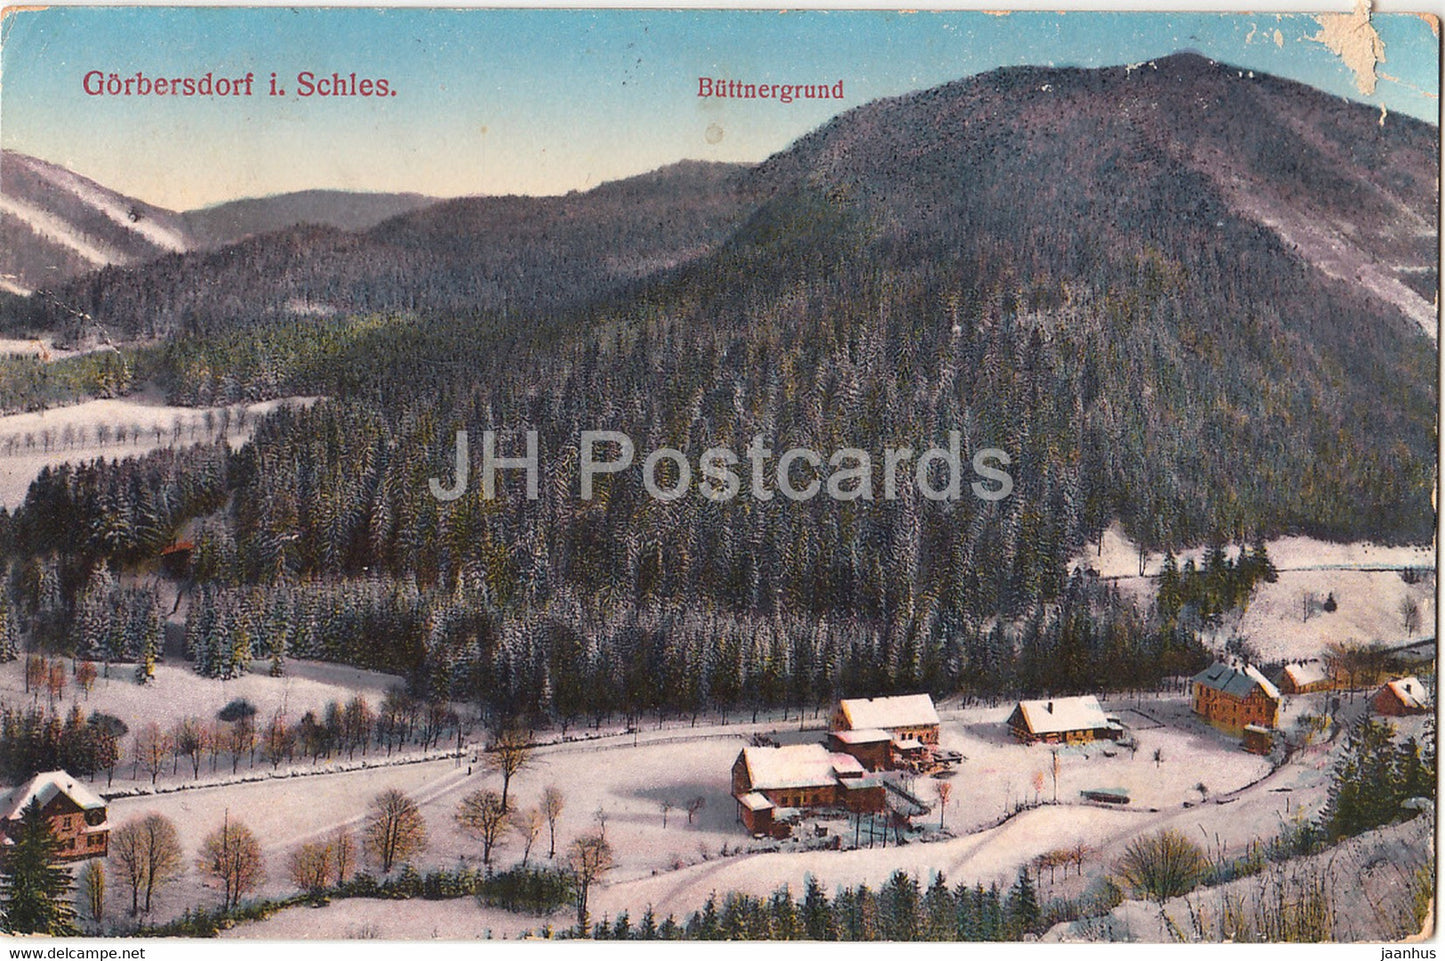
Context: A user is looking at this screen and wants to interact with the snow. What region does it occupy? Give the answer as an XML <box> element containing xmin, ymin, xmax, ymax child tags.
<box><xmin>1012</xmin><ymin>695</ymin><xmax>1110</xmax><ymax>736</ymax></box>
<box><xmin>1075</xmin><ymin>523</ymin><xmax>1434</xmax><ymax>580</ymax></box>
<box><xmin>740</xmin><ymin>744</ymin><xmax>845</xmax><ymax>791</ymax></box>
<box><xmin>0</xmin><ymin>194</ymin><xmax>120</xmax><ymax>266</ymax></box>
<box><xmin>0</xmin><ymin>394</ymin><xmax>319</xmax><ymax>508</ymax></box>
<box><xmin>13</xmin><ymin>153</ymin><xmax>188</xmax><ymax>254</ymax></box>
<box><xmin>837</xmin><ymin>693</ymin><xmax>939</xmax><ymax>730</ymax></box>
<box><xmin>1045</xmin><ymin>813</ymin><xmax>1435</xmax><ymax>943</ymax></box>
<box><xmin>1074</xmin><ymin>524</ymin><xmax>1436</xmax><ymax>662</ymax></box>
<box><xmin>0</xmin><ymin>658</ymin><xmax>404</xmax><ymax>760</ymax></box>
<box><xmin>0</xmin><ymin>770</ymin><xmax>106</xmax><ymax>819</ymax></box>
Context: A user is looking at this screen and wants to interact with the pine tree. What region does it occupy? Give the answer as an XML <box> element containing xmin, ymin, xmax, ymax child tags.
<box><xmin>0</xmin><ymin>589</ymin><xmax>18</xmax><ymax>663</ymax></box>
<box><xmin>1005</xmin><ymin>867</ymin><xmax>1040</xmax><ymax>938</ymax></box>
<box><xmin>0</xmin><ymin>798</ymin><xmax>78</xmax><ymax>935</ymax></box>
<box><xmin>802</xmin><ymin>874</ymin><xmax>835</xmax><ymax>940</ymax></box>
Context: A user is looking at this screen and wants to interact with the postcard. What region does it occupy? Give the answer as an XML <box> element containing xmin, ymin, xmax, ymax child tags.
<box><xmin>0</xmin><ymin>3</ymin><xmax>1437</xmax><ymax>946</ymax></box>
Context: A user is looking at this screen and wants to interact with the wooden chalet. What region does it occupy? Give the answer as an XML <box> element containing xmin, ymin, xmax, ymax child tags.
<box><xmin>1279</xmin><ymin>661</ymin><xmax>1334</xmax><ymax>695</ymax></box>
<box><xmin>731</xmin><ymin>744</ymin><xmax>884</xmax><ymax>835</ymax></box>
<box><xmin>158</xmin><ymin>540</ymin><xmax>195</xmax><ymax>580</ymax></box>
<box><xmin>1006</xmin><ymin>695</ymin><xmax>1114</xmax><ymax>745</ymax></box>
<box><xmin>830</xmin><ymin>694</ymin><xmax>941</xmax><ymax>772</ymax></box>
<box><xmin>1373</xmin><ymin>676</ymin><xmax>1431</xmax><ymax>717</ymax></box>
<box><xmin>0</xmin><ymin>770</ymin><xmax>109</xmax><ymax>862</ymax></box>
<box><xmin>1191</xmin><ymin>662</ymin><xmax>1280</xmax><ymax>735</ymax></box>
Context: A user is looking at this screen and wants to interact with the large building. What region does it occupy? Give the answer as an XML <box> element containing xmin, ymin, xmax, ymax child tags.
<box><xmin>833</xmin><ymin>692</ymin><xmax>938</xmax><ymax>740</ymax></box>
<box><xmin>830</xmin><ymin>694</ymin><xmax>941</xmax><ymax>772</ymax></box>
<box><xmin>1373</xmin><ymin>676</ymin><xmax>1431</xmax><ymax>717</ymax></box>
<box><xmin>0</xmin><ymin>770</ymin><xmax>109</xmax><ymax>862</ymax></box>
<box><xmin>1006</xmin><ymin>695</ymin><xmax>1114</xmax><ymax>745</ymax></box>
<box><xmin>1191</xmin><ymin>662</ymin><xmax>1281</xmax><ymax>734</ymax></box>
<box><xmin>731</xmin><ymin>744</ymin><xmax>885</xmax><ymax>835</ymax></box>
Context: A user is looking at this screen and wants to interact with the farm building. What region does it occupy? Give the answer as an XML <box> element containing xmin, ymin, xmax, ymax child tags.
<box><xmin>731</xmin><ymin>745</ymin><xmax>885</xmax><ymax>834</ymax></box>
<box><xmin>1279</xmin><ymin>661</ymin><xmax>1334</xmax><ymax>694</ymax></box>
<box><xmin>1373</xmin><ymin>676</ymin><xmax>1432</xmax><ymax>716</ymax></box>
<box><xmin>832</xmin><ymin>694</ymin><xmax>940</xmax><ymax>746</ymax></box>
<box><xmin>825</xmin><ymin>728</ymin><xmax>892</xmax><ymax>771</ymax></box>
<box><xmin>1005</xmin><ymin>695</ymin><xmax>1114</xmax><ymax>744</ymax></box>
<box><xmin>1191</xmin><ymin>662</ymin><xmax>1281</xmax><ymax>735</ymax></box>
<box><xmin>0</xmin><ymin>770</ymin><xmax>109</xmax><ymax>862</ymax></box>
<box><xmin>1242</xmin><ymin>724</ymin><xmax>1274</xmax><ymax>755</ymax></box>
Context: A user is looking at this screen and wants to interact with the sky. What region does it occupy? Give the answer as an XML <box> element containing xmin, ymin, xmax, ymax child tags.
<box><xmin>0</xmin><ymin>4</ymin><xmax>1439</xmax><ymax>210</ymax></box>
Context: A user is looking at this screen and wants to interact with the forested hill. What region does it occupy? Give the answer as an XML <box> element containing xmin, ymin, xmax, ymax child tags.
<box><xmin>2</xmin><ymin>54</ymin><xmax>1437</xmax><ymax>714</ymax></box>
<box><xmin>748</xmin><ymin>51</ymin><xmax>1437</xmax><ymax>336</ymax></box>
<box><xmin>11</xmin><ymin>160</ymin><xmax>753</xmax><ymax>341</ymax></box>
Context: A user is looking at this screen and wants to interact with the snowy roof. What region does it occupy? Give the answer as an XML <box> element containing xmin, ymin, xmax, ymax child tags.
<box><xmin>893</xmin><ymin>738</ymin><xmax>925</xmax><ymax>751</ymax></box>
<box><xmin>831</xmin><ymin>728</ymin><xmax>891</xmax><ymax>745</ymax></box>
<box><xmin>838</xmin><ymin>694</ymin><xmax>939</xmax><ymax>730</ymax></box>
<box><xmin>736</xmin><ymin>792</ymin><xmax>775</xmax><ymax>812</ymax></box>
<box><xmin>1243</xmin><ymin>724</ymin><xmax>1272</xmax><ymax>734</ymax></box>
<box><xmin>0</xmin><ymin>770</ymin><xmax>106</xmax><ymax>821</ymax></box>
<box><xmin>1011</xmin><ymin>695</ymin><xmax>1110</xmax><ymax>735</ymax></box>
<box><xmin>1383</xmin><ymin>676</ymin><xmax>1431</xmax><ymax>710</ymax></box>
<box><xmin>1282</xmin><ymin>662</ymin><xmax>1331</xmax><ymax>688</ymax></box>
<box><xmin>739</xmin><ymin>745</ymin><xmax>842</xmax><ymax>791</ymax></box>
<box><xmin>1192</xmin><ymin>662</ymin><xmax>1280</xmax><ymax>701</ymax></box>
<box><xmin>828</xmin><ymin>753</ymin><xmax>865</xmax><ymax>777</ymax></box>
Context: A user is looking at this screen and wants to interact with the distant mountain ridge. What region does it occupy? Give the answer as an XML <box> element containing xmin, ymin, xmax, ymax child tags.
<box><xmin>0</xmin><ymin>150</ymin><xmax>188</xmax><ymax>295</ymax></box>
<box><xmin>3</xmin><ymin>53</ymin><xmax>1436</xmax><ymax>348</ymax></box>
<box><xmin>4</xmin><ymin>159</ymin><xmax>754</xmax><ymax>339</ymax></box>
<box><xmin>182</xmin><ymin>190</ymin><xmax>437</xmax><ymax>249</ymax></box>
<box><xmin>0</xmin><ymin>149</ymin><xmax>440</xmax><ymax>296</ymax></box>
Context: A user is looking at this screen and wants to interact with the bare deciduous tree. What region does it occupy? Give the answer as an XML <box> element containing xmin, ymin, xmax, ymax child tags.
<box><xmin>685</xmin><ymin>796</ymin><xmax>706</xmax><ymax>825</ymax></box>
<box><xmin>363</xmin><ymin>788</ymin><xmax>427</xmax><ymax>874</ymax></box>
<box><xmin>288</xmin><ymin>840</ymin><xmax>334</xmax><ymax>894</ymax></box>
<box><xmin>75</xmin><ymin>661</ymin><xmax>97</xmax><ymax>698</ymax></box>
<box><xmin>512</xmin><ymin>806</ymin><xmax>543</xmax><ymax>866</ymax></box>
<box><xmin>541</xmin><ymin>785</ymin><xmax>565</xmax><ymax>859</ymax></box>
<box><xmin>198</xmin><ymin>814</ymin><xmax>265</xmax><ymax>910</ymax></box>
<box><xmin>933</xmin><ymin>780</ymin><xmax>952</xmax><ymax>829</ymax></box>
<box><xmin>132</xmin><ymin>723</ymin><xmax>171</xmax><ymax>786</ymax></box>
<box><xmin>78</xmin><ymin>861</ymin><xmax>105</xmax><ymax>927</ymax></box>
<box><xmin>487</xmin><ymin>728</ymin><xmax>532</xmax><ymax>812</ymax></box>
<box><xmin>455</xmin><ymin>789</ymin><xmax>508</xmax><ymax>866</ymax></box>
<box><xmin>332</xmin><ymin>827</ymin><xmax>356</xmax><ymax>884</ymax></box>
<box><xmin>1115</xmin><ymin>829</ymin><xmax>1207</xmax><ymax>904</ymax></box>
<box><xmin>567</xmin><ymin>833</ymin><xmax>614</xmax><ymax>936</ymax></box>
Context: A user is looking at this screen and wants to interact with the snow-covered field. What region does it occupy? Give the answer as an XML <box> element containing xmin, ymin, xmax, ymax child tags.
<box><xmin>1074</xmin><ymin>524</ymin><xmax>1436</xmax><ymax>662</ymax></box>
<box><xmin>0</xmin><ymin>393</ymin><xmax>319</xmax><ymax>508</ymax></box>
<box><xmin>0</xmin><ymin>658</ymin><xmax>402</xmax><ymax>748</ymax></box>
<box><xmin>1075</xmin><ymin>524</ymin><xmax>1435</xmax><ymax>580</ymax></box>
<box><xmin>1046</xmin><ymin>811</ymin><xmax>1435</xmax><ymax>943</ymax></box>
<box><xmin>190</xmin><ymin>692</ymin><xmax>1298</xmax><ymax>939</ymax></box>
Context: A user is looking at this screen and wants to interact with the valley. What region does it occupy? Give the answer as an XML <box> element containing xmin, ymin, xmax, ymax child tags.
<box><xmin>0</xmin><ymin>47</ymin><xmax>1435</xmax><ymax>944</ymax></box>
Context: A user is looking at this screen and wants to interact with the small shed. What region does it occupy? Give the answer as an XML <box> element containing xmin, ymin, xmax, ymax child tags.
<box><xmin>1080</xmin><ymin>787</ymin><xmax>1130</xmax><ymax>805</ymax></box>
<box><xmin>1373</xmin><ymin>676</ymin><xmax>1431</xmax><ymax>717</ymax></box>
<box><xmin>736</xmin><ymin>791</ymin><xmax>776</xmax><ymax>835</ymax></box>
<box><xmin>1241</xmin><ymin>723</ymin><xmax>1273</xmax><ymax>755</ymax></box>
<box><xmin>1280</xmin><ymin>662</ymin><xmax>1334</xmax><ymax>695</ymax></box>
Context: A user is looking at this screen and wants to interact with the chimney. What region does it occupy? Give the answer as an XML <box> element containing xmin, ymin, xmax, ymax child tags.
<box><xmin>1047</xmin><ymin>701</ymin><xmax>1053</xmax><ymax>713</ymax></box>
